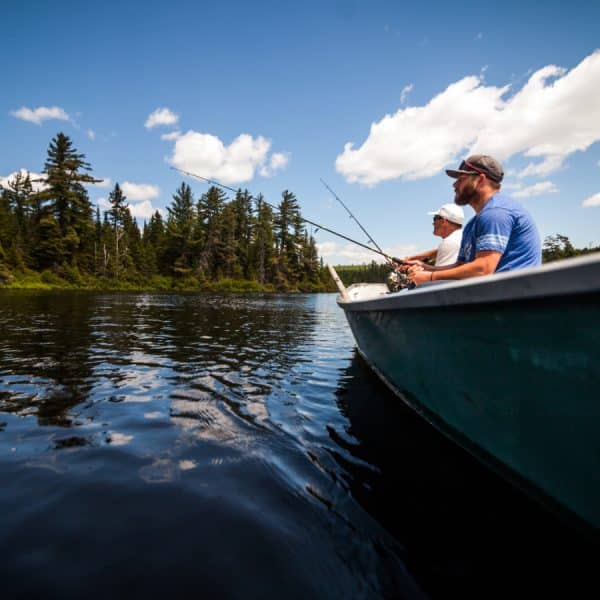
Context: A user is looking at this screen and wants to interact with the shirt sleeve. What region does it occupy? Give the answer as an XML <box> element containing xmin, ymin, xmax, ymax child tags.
<box><xmin>475</xmin><ymin>208</ymin><xmax>512</xmax><ymax>254</ymax></box>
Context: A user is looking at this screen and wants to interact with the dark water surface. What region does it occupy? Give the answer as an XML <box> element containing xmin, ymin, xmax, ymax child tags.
<box><xmin>0</xmin><ymin>291</ymin><xmax>596</xmax><ymax>598</ymax></box>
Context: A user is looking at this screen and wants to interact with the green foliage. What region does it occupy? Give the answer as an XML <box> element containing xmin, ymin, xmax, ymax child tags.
<box><xmin>0</xmin><ymin>133</ymin><xmax>350</xmax><ymax>294</ymax></box>
<box><xmin>542</xmin><ymin>234</ymin><xmax>600</xmax><ymax>263</ymax></box>
<box><xmin>334</xmin><ymin>261</ymin><xmax>391</xmax><ymax>285</ymax></box>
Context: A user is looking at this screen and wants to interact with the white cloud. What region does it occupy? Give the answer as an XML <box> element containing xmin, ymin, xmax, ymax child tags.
<box><xmin>169</xmin><ymin>130</ymin><xmax>281</xmax><ymax>184</ymax></box>
<box><xmin>582</xmin><ymin>192</ymin><xmax>600</xmax><ymax>208</ymax></box>
<box><xmin>0</xmin><ymin>169</ymin><xmax>48</xmax><ymax>192</ymax></box>
<box><xmin>121</xmin><ymin>181</ymin><xmax>160</xmax><ymax>201</ymax></box>
<box><xmin>517</xmin><ymin>155</ymin><xmax>564</xmax><ymax>178</ymax></box>
<box><xmin>161</xmin><ymin>130</ymin><xmax>181</xmax><ymax>141</ymax></box>
<box><xmin>10</xmin><ymin>105</ymin><xmax>70</xmax><ymax>125</ymax></box>
<box><xmin>512</xmin><ymin>181</ymin><xmax>559</xmax><ymax>198</ymax></box>
<box><xmin>336</xmin><ymin>50</ymin><xmax>600</xmax><ymax>186</ymax></box>
<box><xmin>129</xmin><ymin>200</ymin><xmax>161</xmax><ymax>219</ymax></box>
<box><xmin>95</xmin><ymin>196</ymin><xmax>163</xmax><ymax>220</ymax></box>
<box><xmin>87</xmin><ymin>129</ymin><xmax>96</xmax><ymax>140</ymax></box>
<box><xmin>400</xmin><ymin>84</ymin><xmax>413</xmax><ymax>105</ymax></box>
<box><xmin>336</xmin><ymin>76</ymin><xmax>508</xmax><ymax>184</ymax></box>
<box><xmin>259</xmin><ymin>152</ymin><xmax>290</xmax><ymax>177</ymax></box>
<box><xmin>316</xmin><ymin>241</ymin><xmax>417</xmax><ymax>265</ymax></box>
<box><xmin>145</xmin><ymin>107</ymin><xmax>179</xmax><ymax>129</ymax></box>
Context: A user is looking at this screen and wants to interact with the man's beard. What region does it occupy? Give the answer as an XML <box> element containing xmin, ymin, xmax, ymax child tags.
<box><xmin>455</xmin><ymin>180</ymin><xmax>479</xmax><ymax>206</ymax></box>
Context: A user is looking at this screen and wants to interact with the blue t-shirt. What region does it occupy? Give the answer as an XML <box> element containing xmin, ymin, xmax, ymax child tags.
<box><xmin>457</xmin><ymin>194</ymin><xmax>541</xmax><ymax>272</ymax></box>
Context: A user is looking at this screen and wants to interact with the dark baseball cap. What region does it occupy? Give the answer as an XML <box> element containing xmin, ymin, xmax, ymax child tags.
<box><xmin>446</xmin><ymin>154</ymin><xmax>504</xmax><ymax>183</ymax></box>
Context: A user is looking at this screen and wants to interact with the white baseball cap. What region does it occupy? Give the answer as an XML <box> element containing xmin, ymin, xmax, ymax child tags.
<box><xmin>427</xmin><ymin>203</ymin><xmax>464</xmax><ymax>225</ymax></box>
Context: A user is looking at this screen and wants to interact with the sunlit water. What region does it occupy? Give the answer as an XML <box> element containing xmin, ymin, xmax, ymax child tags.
<box><xmin>0</xmin><ymin>291</ymin><xmax>596</xmax><ymax>598</ymax></box>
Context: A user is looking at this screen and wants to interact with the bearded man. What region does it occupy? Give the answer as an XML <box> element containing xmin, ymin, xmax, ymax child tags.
<box><xmin>408</xmin><ymin>155</ymin><xmax>541</xmax><ymax>286</ymax></box>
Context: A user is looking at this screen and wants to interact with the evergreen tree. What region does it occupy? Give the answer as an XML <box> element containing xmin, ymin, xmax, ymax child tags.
<box><xmin>165</xmin><ymin>182</ymin><xmax>196</xmax><ymax>276</ymax></box>
<box><xmin>1</xmin><ymin>172</ymin><xmax>35</xmax><ymax>268</ymax></box>
<box><xmin>196</xmin><ymin>186</ymin><xmax>227</xmax><ymax>279</ymax></box>
<box><xmin>301</xmin><ymin>232</ymin><xmax>321</xmax><ymax>284</ymax></box>
<box><xmin>218</xmin><ymin>202</ymin><xmax>240</xmax><ymax>279</ymax></box>
<box><xmin>107</xmin><ymin>183</ymin><xmax>129</xmax><ymax>277</ymax></box>
<box><xmin>274</xmin><ymin>190</ymin><xmax>303</xmax><ymax>286</ymax></box>
<box><xmin>143</xmin><ymin>210</ymin><xmax>166</xmax><ymax>276</ymax></box>
<box><xmin>232</xmin><ymin>189</ymin><xmax>253</xmax><ymax>278</ymax></box>
<box><xmin>32</xmin><ymin>214</ymin><xmax>64</xmax><ymax>269</ymax></box>
<box><xmin>251</xmin><ymin>195</ymin><xmax>275</xmax><ymax>284</ymax></box>
<box><xmin>123</xmin><ymin>210</ymin><xmax>142</xmax><ymax>276</ymax></box>
<box><xmin>35</xmin><ymin>133</ymin><xmax>100</xmax><ymax>269</ymax></box>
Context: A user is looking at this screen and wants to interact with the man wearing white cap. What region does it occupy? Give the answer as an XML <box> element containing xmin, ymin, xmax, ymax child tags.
<box><xmin>404</xmin><ymin>203</ymin><xmax>464</xmax><ymax>267</ymax></box>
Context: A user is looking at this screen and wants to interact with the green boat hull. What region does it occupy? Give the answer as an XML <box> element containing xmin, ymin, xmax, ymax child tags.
<box><xmin>339</xmin><ymin>258</ymin><xmax>600</xmax><ymax>533</ymax></box>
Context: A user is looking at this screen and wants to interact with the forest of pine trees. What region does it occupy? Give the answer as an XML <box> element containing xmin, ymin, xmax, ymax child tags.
<box><xmin>0</xmin><ymin>133</ymin><xmax>334</xmax><ymax>292</ymax></box>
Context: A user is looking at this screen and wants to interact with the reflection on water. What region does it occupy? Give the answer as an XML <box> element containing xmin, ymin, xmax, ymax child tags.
<box><xmin>0</xmin><ymin>291</ymin><xmax>596</xmax><ymax>598</ymax></box>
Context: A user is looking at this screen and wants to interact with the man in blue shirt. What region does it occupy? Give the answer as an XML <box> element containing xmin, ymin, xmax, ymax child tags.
<box><xmin>408</xmin><ymin>154</ymin><xmax>541</xmax><ymax>285</ymax></box>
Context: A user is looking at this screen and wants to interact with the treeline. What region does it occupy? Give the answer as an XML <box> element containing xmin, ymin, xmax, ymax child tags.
<box><xmin>332</xmin><ymin>262</ymin><xmax>390</xmax><ymax>284</ymax></box>
<box><xmin>542</xmin><ymin>234</ymin><xmax>600</xmax><ymax>263</ymax></box>
<box><xmin>0</xmin><ymin>132</ymin><xmax>333</xmax><ymax>291</ymax></box>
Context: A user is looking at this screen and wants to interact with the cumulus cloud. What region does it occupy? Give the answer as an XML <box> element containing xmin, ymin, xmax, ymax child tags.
<box><xmin>336</xmin><ymin>50</ymin><xmax>600</xmax><ymax>185</ymax></box>
<box><xmin>259</xmin><ymin>152</ymin><xmax>290</xmax><ymax>177</ymax></box>
<box><xmin>512</xmin><ymin>181</ymin><xmax>559</xmax><ymax>198</ymax></box>
<box><xmin>582</xmin><ymin>192</ymin><xmax>600</xmax><ymax>208</ymax></box>
<box><xmin>10</xmin><ymin>105</ymin><xmax>70</xmax><ymax>125</ymax></box>
<box><xmin>87</xmin><ymin>129</ymin><xmax>96</xmax><ymax>140</ymax></box>
<box><xmin>129</xmin><ymin>200</ymin><xmax>162</xmax><ymax>219</ymax></box>
<box><xmin>121</xmin><ymin>181</ymin><xmax>160</xmax><ymax>201</ymax></box>
<box><xmin>0</xmin><ymin>169</ymin><xmax>48</xmax><ymax>192</ymax></box>
<box><xmin>145</xmin><ymin>107</ymin><xmax>179</xmax><ymax>129</ymax></box>
<box><xmin>169</xmin><ymin>130</ymin><xmax>287</xmax><ymax>184</ymax></box>
<box><xmin>96</xmin><ymin>196</ymin><xmax>163</xmax><ymax>220</ymax></box>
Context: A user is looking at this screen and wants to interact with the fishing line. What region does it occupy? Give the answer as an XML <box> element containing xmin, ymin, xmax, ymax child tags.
<box><xmin>170</xmin><ymin>167</ymin><xmax>405</xmax><ymax>264</ymax></box>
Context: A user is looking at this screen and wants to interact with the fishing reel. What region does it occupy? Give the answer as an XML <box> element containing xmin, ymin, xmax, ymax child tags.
<box><xmin>386</xmin><ymin>269</ymin><xmax>413</xmax><ymax>292</ymax></box>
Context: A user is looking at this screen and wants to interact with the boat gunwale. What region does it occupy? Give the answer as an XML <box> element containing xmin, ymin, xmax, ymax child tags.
<box><xmin>337</xmin><ymin>253</ymin><xmax>600</xmax><ymax>312</ymax></box>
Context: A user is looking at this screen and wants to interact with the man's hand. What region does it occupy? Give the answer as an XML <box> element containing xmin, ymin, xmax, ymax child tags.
<box><xmin>408</xmin><ymin>264</ymin><xmax>431</xmax><ymax>286</ymax></box>
<box><xmin>395</xmin><ymin>258</ymin><xmax>425</xmax><ymax>272</ymax></box>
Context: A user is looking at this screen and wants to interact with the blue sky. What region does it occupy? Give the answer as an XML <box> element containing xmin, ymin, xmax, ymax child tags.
<box><xmin>2</xmin><ymin>0</ymin><xmax>599</xmax><ymax>264</ymax></box>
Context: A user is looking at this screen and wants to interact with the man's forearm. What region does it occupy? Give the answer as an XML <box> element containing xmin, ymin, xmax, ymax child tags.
<box><xmin>431</xmin><ymin>253</ymin><xmax>501</xmax><ymax>279</ymax></box>
<box><xmin>406</xmin><ymin>248</ymin><xmax>437</xmax><ymax>262</ymax></box>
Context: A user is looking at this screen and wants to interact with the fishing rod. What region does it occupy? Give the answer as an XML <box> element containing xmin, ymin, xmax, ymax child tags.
<box><xmin>320</xmin><ymin>178</ymin><xmax>391</xmax><ymax>264</ymax></box>
<box><xmin>170</xmin><ymin>166</ymin><xmax>405</xmax><ymax>264</ymax></box>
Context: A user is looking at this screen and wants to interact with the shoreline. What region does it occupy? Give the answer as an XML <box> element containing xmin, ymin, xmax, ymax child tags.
<box><xmin>0</xmin><ymin>273</ymin><xmax>334</xmax><ymax>294</ymax></box>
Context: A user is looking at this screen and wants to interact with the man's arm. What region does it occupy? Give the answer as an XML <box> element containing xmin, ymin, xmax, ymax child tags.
<box><xmin>409</xmin><ymin>250</ymin><xmax>501</xmax><ymax>285</ymax></box>
<box><xmin>395</xmin><ymin>248</ymin><xmax>437</xmax><ymax>270</ymax></box>
<box><xmin>405</xmin><ymin>248</ymin><xmax>437</xmax><ymax>263</ymax></box>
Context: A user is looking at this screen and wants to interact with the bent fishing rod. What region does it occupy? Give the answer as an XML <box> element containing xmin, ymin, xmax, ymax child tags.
<box><xmin>319</xmin><ymin>178</ymin><xmax>392</xmax><ymax>265</ymax></box>
<box><xmin>170</xmin><ymin>167</ymin><xmax>405</xmax><ymax>264</ymax></box>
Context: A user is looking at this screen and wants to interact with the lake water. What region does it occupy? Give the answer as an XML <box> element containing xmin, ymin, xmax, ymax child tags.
<box><xmin>0</xmin><ymin>291</ymin><xmax>596</xmax><ymax>598</ymax></box>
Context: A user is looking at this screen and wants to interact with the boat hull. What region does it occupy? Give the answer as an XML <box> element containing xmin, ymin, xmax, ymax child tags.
<box><xmin>338</xmin><ymin>257</ymin><xmax>600</xmax><ymax>533</ymax></box>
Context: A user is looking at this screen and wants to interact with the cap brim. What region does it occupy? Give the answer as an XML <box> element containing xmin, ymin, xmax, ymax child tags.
<box><xmin>445</xmin><ymin>168</ymin><xmax>478</xmax><ymax>178</ymax></box>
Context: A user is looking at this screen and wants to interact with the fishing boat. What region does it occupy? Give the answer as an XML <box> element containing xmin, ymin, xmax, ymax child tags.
<box><xmin>329</xmin><ymin>253</ymin><xmax>600</xmax><ymax>534</ymax></box>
